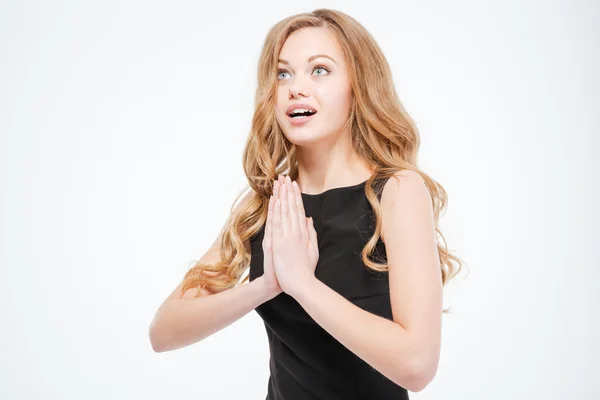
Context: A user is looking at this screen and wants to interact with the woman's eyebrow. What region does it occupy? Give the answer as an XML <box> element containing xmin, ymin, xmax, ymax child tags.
<box><xmin>278</xmin><ymin>54</ymin><xmax>338</xmax><ymax>66</ymax></box>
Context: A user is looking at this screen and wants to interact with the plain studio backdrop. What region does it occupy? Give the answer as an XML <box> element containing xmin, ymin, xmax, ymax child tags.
<box><xmin>1</xmin><ymin>0</ymin><xmax>598</xmax><ymax>398</ymax></box>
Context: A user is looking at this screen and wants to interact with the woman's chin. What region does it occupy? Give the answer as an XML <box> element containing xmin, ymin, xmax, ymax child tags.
<box><xmin>285</xmin><ymin>130</ymin><xmax>321</xmax><ymax>145</ymax></box>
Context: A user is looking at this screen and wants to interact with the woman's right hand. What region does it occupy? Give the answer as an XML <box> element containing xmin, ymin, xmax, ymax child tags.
<box><xmin>262</xmin><ymin>179</ymin><xmax>283</xmax><ymax>298</ymax></box>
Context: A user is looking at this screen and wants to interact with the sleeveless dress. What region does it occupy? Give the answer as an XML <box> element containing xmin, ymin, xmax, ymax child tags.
<box><xmin>248</xmin><ymin>177</ymin><xmax>410</xmax><ymax>400</ymax></box>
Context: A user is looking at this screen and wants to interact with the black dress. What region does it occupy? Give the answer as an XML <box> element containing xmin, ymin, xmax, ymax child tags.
<box><xmin>248</xmin><ymin>177</ymin><xmax>410</xmax><ymax>400</ymax></box>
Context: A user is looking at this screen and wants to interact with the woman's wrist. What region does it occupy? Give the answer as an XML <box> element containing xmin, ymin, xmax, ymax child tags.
<box><xmin>256</xmin><ymin>277</ymin><xmax>282</xmax><ymax>301</ymax></box>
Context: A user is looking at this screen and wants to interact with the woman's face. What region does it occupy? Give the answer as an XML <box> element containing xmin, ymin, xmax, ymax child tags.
<box><xmin>275</xmin><ymin>27</ymin><xmax>353</xmax><ymax>146</ymax></box>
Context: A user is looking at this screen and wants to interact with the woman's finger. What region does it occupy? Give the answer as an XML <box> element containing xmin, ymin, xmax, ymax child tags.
<box><xmin>285</xmin><ymin>176</ymin><xmax>298</xmax><ymax>233</ymax></box>
<box><xmin>272</xmin><ymin>191</ymin><xmax>283</xmax><ymax>240</ymax></box>
<box><xmin>271</xmin><ymin>177</ymin><xmax>281</xmax><ymax>239</ymax></box>
<box><xmin>264</xmin><ymin>195</ymin><xmax>273</xmax><ymax>251</ymax></box>
<box><xmin>279</xmin><ymin>176</ymin><xmax>290</xmax><ymax>235</ymax></box>
<box><xmin>292</xmin><ymin>180</ymin><xmax>308</xmax><ymax>237</ymax></box>
<box><xmin>273</xmin><ymin>177</ymin><xmax>280</xmax><ymax>199</ymax></box>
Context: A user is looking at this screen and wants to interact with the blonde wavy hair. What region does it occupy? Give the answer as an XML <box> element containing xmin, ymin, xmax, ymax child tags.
<box><xmin>181</xmin><ymin>9</ymin><xmax>465</xmax><ymax>312</ymax></box>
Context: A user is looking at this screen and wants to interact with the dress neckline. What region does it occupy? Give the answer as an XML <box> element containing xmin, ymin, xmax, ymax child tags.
<box><xmin>300</xmin><ymin>179</ymin><xmax>369</xmax><ymax>198</ymax></box>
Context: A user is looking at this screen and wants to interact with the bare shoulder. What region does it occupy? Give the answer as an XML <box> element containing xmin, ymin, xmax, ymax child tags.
<box><xmin>380</xmin><ymin>169</ymin><xmax>428</xmax><ymax>204</ymax></box>
<box><xmin>379</xmin><ymin>170</ymin><xmax>431</xmax><ymax>243</ymax></box>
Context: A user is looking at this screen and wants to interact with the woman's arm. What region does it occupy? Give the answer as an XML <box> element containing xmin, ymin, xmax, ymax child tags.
<box><xmin>149</xmin><ymin>190</ymin><xmax>272</xmax><ymax>352</ymax></box>
<box><xmin>291</xmin><ymin>171</ymin><xmax>443</xmax><ymax>392</ymax></box>
<box><xmin>149</xmin><ymin>274</ymin><xmax>272</xmax><ymax>353</ymax></box>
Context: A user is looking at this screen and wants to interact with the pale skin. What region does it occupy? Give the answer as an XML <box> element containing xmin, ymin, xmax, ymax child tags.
<box><xmin>265</xmin><ymin>25</ymin><xmax>441</xmax><ymax>394</ymax></box>
<box><xmin>260</xmin><ymin>173</ymin><xmax>319</xmax><ymax>297</ymax></box>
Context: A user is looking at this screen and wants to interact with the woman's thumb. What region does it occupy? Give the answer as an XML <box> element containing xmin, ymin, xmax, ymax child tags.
<box><xmin>305</xmin><ymin>216</ymin><xmax>313</xmax><ymax>231</ymax></box>
<box><xmin>307</xmin><ymin>217</ymin><xmax>318</xmax><ymax>247</ymax></box>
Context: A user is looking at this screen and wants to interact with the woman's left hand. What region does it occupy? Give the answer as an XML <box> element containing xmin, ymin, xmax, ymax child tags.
<box><xmin>271</xmin><ymin>175</ymin><xmax>319</xmax><ymax>299</ymax></box>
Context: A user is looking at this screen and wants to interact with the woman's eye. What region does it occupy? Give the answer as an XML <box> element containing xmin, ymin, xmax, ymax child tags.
<box><xmin>313</xmin><ymin>66</ymin><xmax>330</xmax><ymax>76</ymax></box>
<box><xmin>277</xmin><ymin>65</ymin><xmax>330</xmax><ymax>80</ymax></box>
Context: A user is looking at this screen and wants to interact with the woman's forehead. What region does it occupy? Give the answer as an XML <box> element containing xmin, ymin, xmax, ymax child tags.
<box><xmin>279</xmin><ymin>28</ymin><xmax>343</xmax><ymax>64</ymax></box>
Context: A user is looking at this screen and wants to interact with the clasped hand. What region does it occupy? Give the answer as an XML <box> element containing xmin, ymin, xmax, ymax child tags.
<box><xmin>261</xmin><ymin>174</ymin><xmax>319</xmax><ymax>299</ymax></box>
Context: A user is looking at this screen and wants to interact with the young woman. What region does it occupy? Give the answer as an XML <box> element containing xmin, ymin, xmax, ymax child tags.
<box><xmin>149</xmin><ymin>8</ymin><xmax>463</xmax><ymax>399</ymax></box>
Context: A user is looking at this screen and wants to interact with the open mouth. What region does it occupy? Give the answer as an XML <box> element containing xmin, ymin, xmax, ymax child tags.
<box><xmin>288</xmin><ymin>110</ymin><xmax>317</xmax><ymax>119</ymax></box>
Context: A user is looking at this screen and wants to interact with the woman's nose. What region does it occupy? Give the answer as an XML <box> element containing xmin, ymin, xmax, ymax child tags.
<box><xmin>288</xmin><ymin>78</ymin><xmax>310</xmax><ymax>98</ymax></box>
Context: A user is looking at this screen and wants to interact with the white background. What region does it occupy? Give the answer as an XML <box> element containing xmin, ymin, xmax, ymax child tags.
<box><xmin>1</xmin><ymin>0</ymin><xmax>598</xmax><ymax>398</ymax></box>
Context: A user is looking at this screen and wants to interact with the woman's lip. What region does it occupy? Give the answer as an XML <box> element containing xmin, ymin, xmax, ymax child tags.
<box><xmin>287</xmin><ymin>112</ymin><xmax>317</xmax><ymax>126</ymax></box>
<box><xmin>286</xmin><ymin>104</ymin><xmax>317</xmax><ymax>115</ymax></box>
